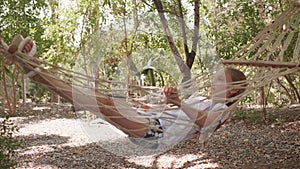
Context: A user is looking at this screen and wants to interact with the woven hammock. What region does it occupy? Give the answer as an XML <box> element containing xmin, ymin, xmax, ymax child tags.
<box><xmin>0</xmin><ymin>2</ymin><xmax>300</xmax><ymax>150</ymax></box>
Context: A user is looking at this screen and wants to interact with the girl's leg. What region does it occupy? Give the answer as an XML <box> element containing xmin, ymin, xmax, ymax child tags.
<box><xmin>9</xmin><ymin>37</ymin><xmax>150</xmax><ymax>138</ymax></box>
<box><xmin>36</xmin><ymin>74</ymin><xmax>150</xmax><ymax>138</ymax></box>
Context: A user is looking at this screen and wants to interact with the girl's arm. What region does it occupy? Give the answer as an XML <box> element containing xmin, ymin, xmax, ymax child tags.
<box><xmin>163</xmin><ymin>87</ymin><xmax>225</xmax><ymax>128</ymax></box>
<box><xmin>163</xmin><ymin>87</ymin><xmax>208</xmax><ymax>127</ymax></box>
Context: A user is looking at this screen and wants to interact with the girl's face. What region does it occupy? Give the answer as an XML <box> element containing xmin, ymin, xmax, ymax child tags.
<box><xmin>211</xmin><ymin>69</ymin><xmax>233</xmax><ymax>100</ymax></box>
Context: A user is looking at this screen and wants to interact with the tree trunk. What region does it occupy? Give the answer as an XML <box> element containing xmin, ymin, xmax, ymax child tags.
<box><xmin>153</xmin><ymin>0</ymin><xmax>191</xmax><ymax>82</ymax></box>
<box><xmin>22</xmin><ymin>75</ymin><xmax>26</xmax><ymax>104</ymax></box>
<box><xmin>276</xmin><ymin>78</ymin><xmax>293</xmax><ymax>103</ymax></box>
<box><xmin>284</xmin><ymin>74</ymin><xmax>300</xmax><ymax>104</ymax></box>
<box><xmin>260</xmin><ymin>86</ymin><xmax>268</xmax><ymax>125</ymax></box>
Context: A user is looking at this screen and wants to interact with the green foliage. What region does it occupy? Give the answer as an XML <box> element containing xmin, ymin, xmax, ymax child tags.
<box><xmin>233</xmin><ymin>107</ymin><xmax>287</xmax><ymax>124</ymax></box>
<box><xmin>0</xmin><ymin>0</ymin><xmax>47</xmax><ymax>46</ymax></box>
<box><xmin>206</xmin><ymin>0</ymin><xmax>290</xmax><ymax>60</ymax></box>
<box><xmin>265</xmin><ymin>108</ymin><xmax>286</xmax><ymax>124</ymax></box>
<box><xmin>208</xmin><ymin>2</ymin><xmax>259</xmax><ymax>59</ymax></box>
<box><xmin>0</xmin><ymin>0</ymin><xmax>48</xmax><ymax>103</ymax></box>
<box><xmin>27</xmin><ymin>82</ymin><xmax>52</xmax><ymax>102</ymax></box>
<box><xmin>0</xmin><ymin>117</ymin><xmax>21</xmax><ymax>169</ymax></box>
<box><xmin>233</xmin><ymin>108</ymin><xmax>261</xmax><ymax>123</ymax></box>
<box><xmin>1</xmin><ymin>0</ymin><xmax>298</xmax><ymax>105</ymax></box>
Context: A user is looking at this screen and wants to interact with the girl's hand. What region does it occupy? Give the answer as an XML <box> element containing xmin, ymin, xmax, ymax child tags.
<box><xmin>163</xmin><ymin>86</ymin><xmax>181</xmax><ymax>106</ymax></box>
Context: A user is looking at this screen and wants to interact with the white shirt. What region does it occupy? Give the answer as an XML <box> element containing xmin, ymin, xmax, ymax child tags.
<box><xmin>157</xmin><ymin>96</ymin><xmax>228</xmax><ymax>147</ymax></box>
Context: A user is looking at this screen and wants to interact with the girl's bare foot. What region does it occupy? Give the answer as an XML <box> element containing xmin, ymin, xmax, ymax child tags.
<box><xmin>5</xmin><ymin>36</ymin><xmax>36</xmax><ymax>65</ymax></box>
<box><xmin>21</xmin><ymin>40</ymin><xmax>34</xmax><ymax>53</ymax></box>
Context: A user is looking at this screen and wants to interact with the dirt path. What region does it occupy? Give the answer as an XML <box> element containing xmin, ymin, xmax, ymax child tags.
<box><xmin>4</xmin><ymin>103</ymin><xmax>300</xmax><ymax>169</ymax></box>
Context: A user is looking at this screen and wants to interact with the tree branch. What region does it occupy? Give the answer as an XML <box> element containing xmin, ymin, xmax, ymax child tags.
<box><xmin>172</xmin><ymin>0</ymin><xmax>189</xmax><ymax>56</ymax></box>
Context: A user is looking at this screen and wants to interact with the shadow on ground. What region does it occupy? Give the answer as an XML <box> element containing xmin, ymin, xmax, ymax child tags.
<box><xmin>6</xmin><ymin>104</ymin><xmax>300</xmax><ymax>168</ymax></box>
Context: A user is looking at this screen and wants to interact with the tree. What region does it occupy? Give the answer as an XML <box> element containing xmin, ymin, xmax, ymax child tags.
<box><xmin>151</xmin><ymin>0</ymin><xmax>202</xmax><ymax>82</ymax></box>
<box><xmin>0</xmin><ymin>0</ymin><xmax>47</xmax><ymax>113</ymax></box>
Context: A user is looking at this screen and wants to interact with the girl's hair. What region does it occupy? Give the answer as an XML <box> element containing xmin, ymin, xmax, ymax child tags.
<box><xmin>214</xmin><ymin>67</ymin><xmax>247</xmax><ymax>131</ymax></box>
<box><xmin>225</xmin><ymin>67</ymin><xmax>247</xmax><ymax>106</ymax></box>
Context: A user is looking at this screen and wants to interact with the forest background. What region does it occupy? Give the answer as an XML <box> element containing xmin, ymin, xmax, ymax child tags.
<box><xmin>1</xmin><ymin>0</ymin><xmax>299</xmax><ymax>111</ymax></box>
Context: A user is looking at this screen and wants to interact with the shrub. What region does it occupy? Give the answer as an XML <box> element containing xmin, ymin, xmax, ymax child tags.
<box><xmin>0</xmin><ymin>117</ymin><xmax>20</xmax><ymax>169</ymax></box>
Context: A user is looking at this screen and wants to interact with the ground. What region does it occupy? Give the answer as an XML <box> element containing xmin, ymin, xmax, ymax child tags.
<box><xmin>1</xmin><ymin>103</ymin><xmax>299</xmax><ymax>169</ymax></box>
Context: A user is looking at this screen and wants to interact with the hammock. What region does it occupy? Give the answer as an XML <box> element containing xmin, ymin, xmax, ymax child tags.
<box><xmin>0</xmin><ymin>2</ymin><xmax>300</xmax><ymax>151</ymax></box>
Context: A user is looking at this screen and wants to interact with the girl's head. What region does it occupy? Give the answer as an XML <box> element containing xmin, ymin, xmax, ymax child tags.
<box><xmin>225</xmin><ymin>67</ymin><xmax>247</xmax><ymax>97</ymax></box>
<box><xmin>211</xmin><ymin>67</ymin><xmax>246</xmax><ymax>105</ymax></box>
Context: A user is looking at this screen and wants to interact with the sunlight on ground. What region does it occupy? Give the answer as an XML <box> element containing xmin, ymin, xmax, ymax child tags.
<box><xmin>15</xmin><ymin>119</ymin><xmax>91</xmax><ymax>144</ymax></box>
<box><xmin>17</xmin><ymin>163</ymin><xmax>59</xmax><ymax>169</ymax></box>
<box><xmin>32</xmin><ymin>106</ymin><xmax>52</xmax><ymax>111</ymax></box>
<box><xmin>14</xmin><ymin>117</ymin><xmax>220</xmax><ymax>168</ymax></box>
<box><xmin>127</xmin><ymin>154</ymin><xmax>220</xmax><ymax>168</ymax></box>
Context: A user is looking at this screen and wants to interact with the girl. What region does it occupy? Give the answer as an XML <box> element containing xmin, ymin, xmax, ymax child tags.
<box><xmin>4</xmin><ymin>35</ymin><xmax>246</xmax><ymax>149</ymax></box>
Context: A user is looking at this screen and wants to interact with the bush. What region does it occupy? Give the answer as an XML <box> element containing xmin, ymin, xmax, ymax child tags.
<box><xmin>0</xmin><ymin>117</ymin><xmax>20</xmax><ymax>169</ymax></box>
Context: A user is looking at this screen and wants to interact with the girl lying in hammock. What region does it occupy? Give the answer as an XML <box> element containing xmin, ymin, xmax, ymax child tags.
<box><xmin>4</xmin><ymin>35</ymin><xmax>246</xmax><ymax>149</ymax></box>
